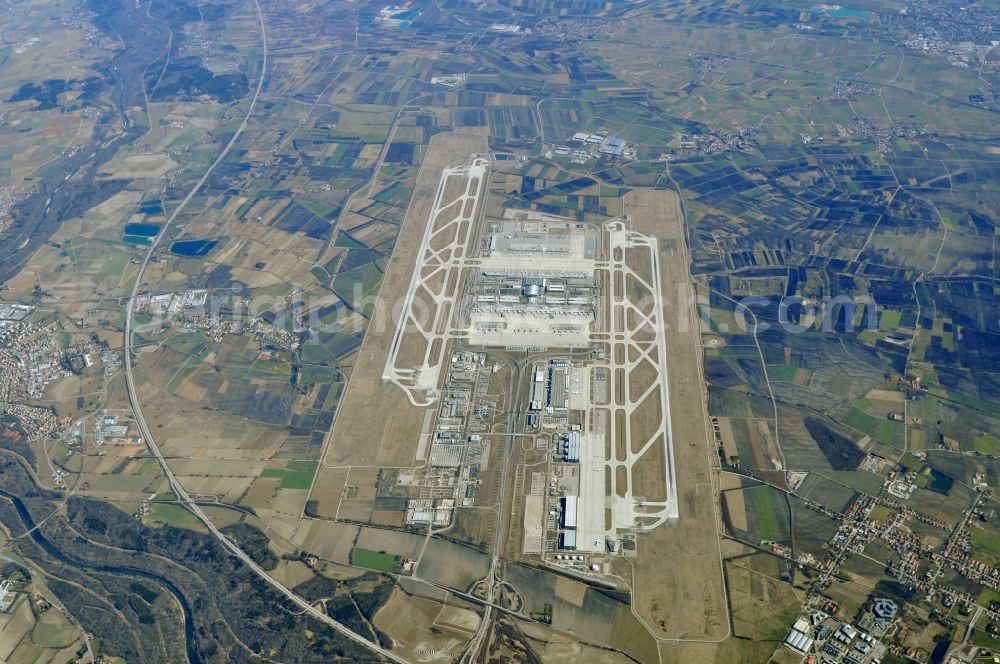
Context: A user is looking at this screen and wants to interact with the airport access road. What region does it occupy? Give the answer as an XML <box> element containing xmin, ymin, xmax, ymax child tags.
<box><xmin>457</xmin><ymin>349</ymin><xmax>529</xmax><ymax>664</ymax></box>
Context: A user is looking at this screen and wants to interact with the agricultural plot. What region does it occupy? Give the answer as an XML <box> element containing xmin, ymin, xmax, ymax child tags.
<box><xmin>373</xmin><ymin>583</ymin><xmax>479</xmax><ymax>662</ymax></box>
<box><xmin>723</xmin><ymin>484</ymin><xmax>792</xmax><ymax>546</ymax></box>
<box><xmin>414</xmin><ymin>538</ymin><xmax>490</xmax><ymax>593</ymax></box>
<box><xmin>520</xmin><ymin>613</ymin><xmax>651</xmax><ymax>664</ymax></box>
<box><xmin>796</xmin><ymin>473</ymin><xmax>858</xmax><ymax>513</ymax></box>
<box><xmin>790</xmin><ymin>495</ymin><xmax>841</xmax><ymax>558</ymax></box>
<box><xmin>351</xmin><ymin>547</ymin><xmax>400</xmax><ymax>573</ymax></box>
<box><xmin>899</xmin><ymin>474</ymin><xmax>978</xmax><ymax>528</ymax></box>
<box><xmin>0</xmin><ymin>593</ymin><xmax>86</xmax><ymax>663</ymax></box>
<box><xmin>725</xmin><ymin>556</ymin><xmax>801</xmax><ymax>641</ymax></box>
<box><xmin>504</xmin><ymin>564</ymin><xmax>619</xmax><ymax>646</ymax></box>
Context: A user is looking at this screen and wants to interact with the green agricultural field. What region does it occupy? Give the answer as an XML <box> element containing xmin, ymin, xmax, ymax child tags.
<box><xmin>841</xmin><ymin>407</ymin><xmax>878</xmax><ymax>434</ymax></box>
<box><xmin>94</xmin><ymin>245</ymin><xmax>130</xmax><ymax>284</ymax></box>
<box><xmin>971</xmin><ymin>625</ymin><xmax>1000</xmax><ymax>649</ymax></box>
<box><xmin>165</xmin><ymin>331</ymin><xmax>207</xmax><ymax>355</ymax></box>
<box><xmin>279</xmin><ymin>470</ymin><xmax>315</xmax><ymax>490</ymax></box>
<box><xmin>250</xmin><ymin>358</ymin><xmax>293</xmax><ymax>376</ymax></box>
<box><xmin>165</xmin><ymin>358</ymin><xmax>201</xmax><ymax>394</ymax></box>
<box><xmin>147</xmin><ymin>504</ymin><xmax>208</xmax><ymax>533</ymax></box>
<box><xmin>332</xmin><ymin>262</ymin><xmax>384</xmax><ymax>312</ymax></box>
<box><xmin>976</xmin><ymin>435</ymin><xmax>998</xmax><ymax>456</ymax></box>
<box><xmin>753</xmin><ymin>491</ymin><xmax>780</xmax><ymax>541</ymax></box>
<box><xmin>258</xmin><ymin>463</ymin><xmax>317</xmax><ymax>489</ymax></box>
<box><xmin>971</xmin><ymin>526</ymin><xmax>1000</xmax><ymax>566</ymax></box>
<box><xmin>30</xmin><ymin>618</ymin><xmax>73</xmax><ymax>648</ymax></box>
<box><xmin>300</xmin><ymin>363</ymin><xmax>340</xmax><ymax>384</ymax></box>
<box><xmin>749</xmin><ymin>485</ymin><xmax>790</xmax><ymax>543</ymax></box>
<box><xmin>310</xmin><ymin>266</ymin><xmax>330</xmax><ymax>284</ymax></box>
<box><xmin>819</xmin><ymin>470</ymin><xmax>886</xmax><ymax>497</ymax></box>
<box><xmin>765</xmin><ymin>365</ymin><xmax>798</xmax><ymax>382</ymax></box>
<box><xmin>321</xmin><ymin>384</ymin><xmax>343</xmax><ymax>411</ymax></box>
<box><xmin>872</xmin><ymin>419</ymin><xmax>899</xmax><ymax>445</ymax></box>
<box><xmin>351</xmin><ymin>547</ymin><xmax>400</xmax><ymax>573</ymax></box>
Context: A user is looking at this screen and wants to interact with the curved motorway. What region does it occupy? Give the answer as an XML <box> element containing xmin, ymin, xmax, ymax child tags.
<box><xmin>120</xmin><ymin>2</ymin><xmax>406</xmax><ymax>661</ymax></box>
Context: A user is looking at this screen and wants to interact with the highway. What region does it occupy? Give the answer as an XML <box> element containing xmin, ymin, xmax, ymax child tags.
<box><xmin>120</xmin><ymin>1</ymin><xmax>406</xmax><ymax>661</ymax></box>
<box><xmin>458</xmin><ymin>347</ymin><xmax>589</xmax><ymax>662</ymax></box>
<box><xmin>459</xmin><ymin>349</ymin><xmax>530</xmax><ymax>664</ymax></box>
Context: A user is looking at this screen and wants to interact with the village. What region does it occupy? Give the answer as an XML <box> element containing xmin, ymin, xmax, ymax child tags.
<box><xmin>0</xmin><ymin>290</ymin><xmax>302</xmax><ymax>464</ymax></box>
<box><xmin>0</xmin><ymin>304</ymin><xmax>80</xmax><ymax>443</ymax></box>
<box><xmin>774</xmin><ymin>460</ymin><xmax>1000</xmax><ymax>663</ymax></box>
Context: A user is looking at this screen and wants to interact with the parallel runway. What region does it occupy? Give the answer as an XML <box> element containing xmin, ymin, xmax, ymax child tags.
<box><xmin>382</xmin><ymin>156</ymin><xmax>489</xmax><ymax>407</ymax></box>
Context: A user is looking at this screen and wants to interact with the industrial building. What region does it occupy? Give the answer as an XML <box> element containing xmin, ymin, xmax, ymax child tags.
<box><xmin>783</xmin><ymin>618</ymin><xmax>814</xmax><ymax>653</ymax></box>
<box><xmin>599</xmin><ymin>138</ymin><xmax>626</xmax><ymax>155</ymax></box>
<box><xmin>546</xmin><ymin>365</ymin><xmax>568</xmax><ymax>410</ymax></box>
<box><xmin>522</xmin><ymin>277</ymin><xmax>544</xmax><ymax>298</ymax></box>
<box><xmin>561</xmin><ymin>432</ymin><xmax>581</xmax><ymax>462</ymax></box>
<box><xmin>0</xmin><ymin>580</ymin><xmax>17</xmax><ymax>612</ymax></box>
<box><xmin>429</xmin><ymin>443</ymin><xmax>464</xmax><ymax>467</ymax></box>
<box><xmin>405</xmin><ymin>499</ymin><xmax>454</xmax><ymax>526</ymax></box>
<box><xmin>0</xmin><ymin>303</ymin><xmax>33</xmax><ymax>322</ymax></box>
<box><xmin>561</xmin><ymin>495</ymin><xmax>577</xmax><ymax>529</ymax></box>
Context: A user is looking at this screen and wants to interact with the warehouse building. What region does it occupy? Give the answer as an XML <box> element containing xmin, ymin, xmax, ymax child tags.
<box><xmin>561</xmin><ymin>495</ymin><xmax>578</xmax><ymax>529</ymax></box>
<box><xmin>783</xmin><ymin>618</ymin><xmax>814</xmax><ymax>653</ymax></box>
<box><xmin>562</xmin><ymin>432</ymin><xmax>581</xmax><ymax>462</ymax></box>
<box><xmin>559</xmin><ymin>530</ymin><xmax>577</xmax><ymax>550</ymax></box>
